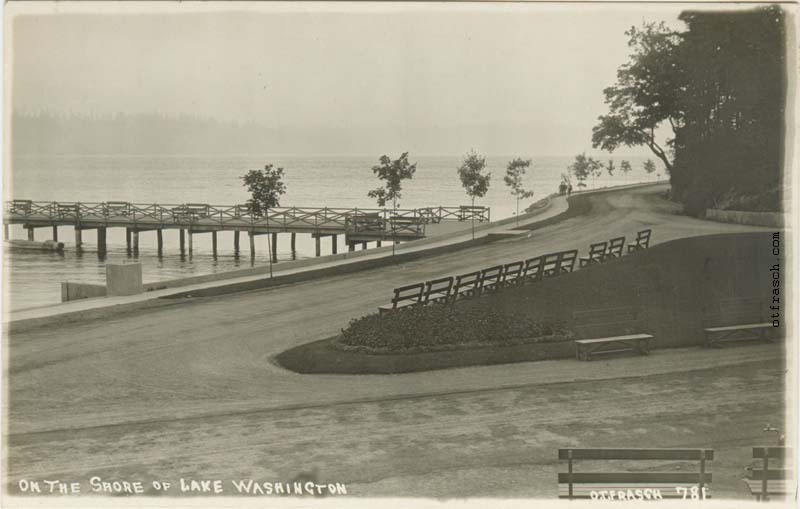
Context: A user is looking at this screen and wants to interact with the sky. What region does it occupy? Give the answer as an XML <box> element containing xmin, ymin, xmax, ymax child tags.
<box><xmin>7</xmin><ymin>2</ymin><xmax>696</xmax><ymax>156</ymax></box>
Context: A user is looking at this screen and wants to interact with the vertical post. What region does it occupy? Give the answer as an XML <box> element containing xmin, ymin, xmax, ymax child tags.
<box><xmin>126</xmin><ymin>228</ymin><xmax>132</xmax><ymax>251</ymax></box>
<box><xmin>211</xmin><ymin>231</ymin><xmax>217</xmax><ymax>257</ymax></box>
<box><xmin>234</xmin><ymin>230</ymin><xmax>240</xmax><ymax>254</ymax></box>
<box><xmin>377</xmin><ymin>240</ymin><xmax>382</xmax><ymax>248</ymax></box>
<box><xmin>315</xmin><ymin>235</ymin><xmax>321</xmax><ymax>257</ymax></box>
<box><xmin>271</xmin><ymin>232</ymin><xmax>278</xmax><ymax>263</ymax></box>
<box><xmin>156</xmin><ymin>229</ymin><xmax>163</xmax><ymax>253</ymax></box>
<box><xmin>291</xmin><ymin>233</ymin><xmax>296</xmax><ymax>252</ymax></box>
<box><xmin>249</xmin><ymin>231</ymin><xmax>255</xmax><ymax>258</ymax></box>
<box><xmin>179</xmin><ymin>229</ymin><xmax>185</xmax><ymax>254</ymax></box>
<box><xmin>567</xmin><ymin>449</ymin><xmax>573</xmax><ymax>500</ymax></box>
<box><xmin>348</xmin><ymin>241</ymin><xmax>355</xmax><ymax>252</ymax></box>
<box><xmin>362</xmin><ymin>241</ymin><xmax>367</xmax><ymax>250</ymax></box>
<box><xmin>331</xmin><ymin>234</ymin><xmax>338</xmax><ymax>254</ymax></box>
<box><xmin>52</xmin><ymin>225</ymin><xmax>58</xmax><ymax>241</ymax></box>
<box><xmin>132</xmin><ymin>230</ymin><xmax>139</xmax><ymax>252</ymax></box>
<box><xmin>188</xmin><ymin>229</ymin><xmax>193</xmax><ymax>254</ymax></box>
<box><xmin>3</xmin><ymin>224</ymin><xmax>8</xmax><ymax>241</ymax></box>
<box><xmin>762</xmin><ymin>450</ymin><xmax>769</xmax><ymax>501</ymax></box>
<box><xmin>27</xmin><ymin>227</ymin><xmax>34</xmax><ymax>241</ymax></box>
<box><xmin>699</xmin><ymin>449</ymin><xmax>706</xmax><ymax>492</ymax></box>
<box><xmin>97</xmin><ymin>227</ymin><xmax>107</xmax><ymax>254</ymax></box>
<box><xmin>74</xmin><ymin>228</ymin><xmax>82</xmax><ymax>248</ymax></box>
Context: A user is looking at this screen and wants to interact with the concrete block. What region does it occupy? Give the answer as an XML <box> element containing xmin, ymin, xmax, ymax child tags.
<box><xmin>106</xmin><ymin>262</ymin><xmax>143</xmax><ymax>296</ymax></box>
<box><xmin>61</xmin><ymin>282</ymin><xmax>107</xmax><ymax>302</ymax></box>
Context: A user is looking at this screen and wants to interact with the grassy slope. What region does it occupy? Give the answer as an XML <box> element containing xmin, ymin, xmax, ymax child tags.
<box><xmin>275</xmin><ymin>231</ymin><xmax>775</xmax><ymax>374</ymax></box>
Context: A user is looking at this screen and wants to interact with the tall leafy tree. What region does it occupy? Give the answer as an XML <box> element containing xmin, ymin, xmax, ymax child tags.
<box><xmin>643</xmin><ymin>159</ymin><xmax>657</xmax><ymax>180</ymax></box>
<box><xmin>504</xmin><ymin>158</ymin><xmax>535</xmax><ymax>226</ymax></box>
<box><xmin>457</xmin><ymin>150</ymin><xmax>491</xmax><ymax>239</ymax></box>
<box><xmin>592</xmin><ymin>22</ymin><xmax>683</xmax><ymax>173</ymax></box>
<box><xmin>367</xmin><ymin>152</ymin><xmax>417</xmax><ymax>210</ymax></box>
<box><xmin>241</xmin><ymin>164</ymin><xmax>287</xmax><ymax>217</ymax></box>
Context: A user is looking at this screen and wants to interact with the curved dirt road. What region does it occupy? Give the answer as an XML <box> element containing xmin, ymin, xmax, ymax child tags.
<box><xmin>5</xmin><ymin>184</ymin><xmax>784</xmax><ymax>499</ymax></box>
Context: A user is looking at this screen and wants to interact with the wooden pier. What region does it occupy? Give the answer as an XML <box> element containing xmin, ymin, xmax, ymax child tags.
<box><xmin>4</xmin><ymin>200</ymin><xmax>490</xmax><ymax>258</ymax></box>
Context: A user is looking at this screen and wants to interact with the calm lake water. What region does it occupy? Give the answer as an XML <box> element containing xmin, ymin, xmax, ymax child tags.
<box><xmin>5</xmin><ymin>154</ymin><xmax>658</xmax><ymax>310</ymax></box>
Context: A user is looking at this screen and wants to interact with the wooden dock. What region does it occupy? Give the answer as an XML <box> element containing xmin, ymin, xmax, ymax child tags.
<box><xmin>4</xmin><ymin>200</ymin><xmax>490</xmax><ymax>259</ymax></box>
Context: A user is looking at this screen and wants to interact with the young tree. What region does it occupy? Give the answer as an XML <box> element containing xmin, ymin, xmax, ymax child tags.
<box><xmin>504</xmin><ymin>158</ymin><xmax>535</xmax><ymax>226</ymax></box>
<box><xmin>569</xmin><ymin>153</ymin><xmax>601</xmax><ymax>190</ymax></box>
<box><xmin>457</xmin><ymin>150</ymin><xmax>491</xmax><ymax>239</ymax></box>
<box><xmin>591</xmin><ymin>161</ymin><xmax>604</xmax><ymax>189</ymax></box>
<box><xmin>367</xmin><ymin>152</ymin><xmax>417</xmax><ymax>210</ymax></box>
<box><xmin>242</xmin><ymin>164</ymin><xmax>287</xmax><ymax>276</ymax></box>
<box><xmin>606</xmin><ymin>159</ymin><xmax>616</xmax><ymax>177</ymax></box>
<box><xmin>643</xmin><ymin>159</ymin><xmax>657</xmax><ymax>180</ymax></box>
<box><xmin>620</xmin><ymin>160</ymin><xmax>632</xmax><ymax>183</ymax></box>
<box><xmin>591</xmin><ymin>22</ymin><xmax>683</xmax><ymax>173</ymax></box>
<box><xmin>241</xmin><ymin>164</ymin><xmax>287</xmax><ymax>217</ymax></box>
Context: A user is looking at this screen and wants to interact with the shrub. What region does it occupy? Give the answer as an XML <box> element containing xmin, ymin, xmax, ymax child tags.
<box><xmin>335</xmin><ymin>298</ymin><xmax>573</xmax><ymax>354</ymax></box>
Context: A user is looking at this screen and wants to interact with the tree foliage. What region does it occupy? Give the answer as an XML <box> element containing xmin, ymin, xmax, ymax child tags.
<box><xmin>606</xmin><ymin>159</ymin><xmax>616</xmax><ymax>176</ymax></box>
<box><xmin>643</xmin><ymin>159</ymin><xmax>657</xmax><ymax>175</ymax></box>
<box><xmin>569</xmin><ymin>153</ymin><xmax>602</xmax><ymax>189</ymax></box>
<box><xmin>592</xmin><ymin>22</ymin><xmax>683</xmax><ymax>173</ymax></box>
<box><xmin>241</xmin><ymin>164</ymin><xmax>287</xmax><ymax>217</ymax></box>
<box><xmin>367</xmin><ymin>152</ymin><xmax>417</xmax><ymax>209</ymax></box>
<box><xmin>504</xmin><ymin>158</ymin><xmax>535</xmax><ymax>223</ymax></box>
<box><xmin>457</xmin><ymin>150</ymin><xmax>491</xmax><ymax>203</ymax></box>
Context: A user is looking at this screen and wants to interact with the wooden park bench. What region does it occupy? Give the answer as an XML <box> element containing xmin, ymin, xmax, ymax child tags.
<box><xmin>558</xmin><ymin>448</ymin><xmax>713</xmax><ymax>499</ymax></box>
<box><xmin>627</xmin><ymin>229</ymin><xmax>652</xmax><ymax>253</ymax></box>
<box><xmin>605</xmin><ymin>236</ymin><xmax>626</xmax><ymax>259</ymax></box>
<box><xmin>579</xmin><ymin>241</ymin><xmax>607</xmax><ymax>267</ymax></box>
<box><xmin>350</xmin><ymin>212</ymin><xmax>384</xmax><ymax>232</ymax></box>
<box><xmin>453</xmin><ymin>270</ymin><xmax>482</xmax><ymax>299</ymax></box>
<box><xmin>423</xmin><ymin>276</ymin><xmax>453</xmax><ymax>304</ymax></box>
<box><xmin>556</xmin><ymin>249</ymin><xmax>578</xmax><ymax>274</ymax></box>
<box><xmin>56</xmin><ymin>202</ymin><xmax>79</xmax><ymax>219</ymax></box>
<box><xmin>10</xmin><ymin>199</ymin><xmax>33</xmax><ymax>214</ymax></box>
<box><xmin>523</xmin><ymin>255</ymin><xmax>544</xmax><ymax>283</ymax></box>
<box><xmin>704</xmin><ymin>297</ymin><xmax>777</xmax><ymax>348</ymax></box>
<box><xmin>541</xmin><ymin>252</ymin><xmax>561</xmax><ymax>277</ymax></box>
<box><xmin>743</xmin><ymin>446</ymin><xmax>792</xmax><ymax>501</ymax></box>
<box><xmin>478</xmin><ymin>265</ymin><xmax>504</xmax><ymax>293</ymax></box>
<box><xmin>378</xmin><ymin>282</ymin><xmax>425</xmax><ymax>314</ymax></box>
<box><xmin>105</xmin><ymin>201</ymin><xmax>131</xmax><ymax>216</ymax></box>
<box><xmin>500</xmin><ymin>261</ymin><xmax>524</xmax><ymax>287</ymax></box>
<box><xmin>459</xmin><ymin>205</ymin><xmax>488</xmax><ymax>221</ymax></box>
<box><xmin>389</xmin><ymin>216</ymin><xmax>424</xmax><ymax>236</ymax></box>
<box><xmin>572</xmin><ymin>307</ymin><xmax>652</xmax><ymax>361</ymax></box>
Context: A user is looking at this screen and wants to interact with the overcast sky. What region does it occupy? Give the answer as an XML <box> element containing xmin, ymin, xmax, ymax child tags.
<box><xmin>9</xmin><ymin>3</ymin><xmax>693</xmax><ymax>155</ymax></box>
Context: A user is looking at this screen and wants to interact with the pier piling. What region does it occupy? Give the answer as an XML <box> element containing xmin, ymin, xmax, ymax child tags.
<box><xmin>4</xmin><ymin>224</ymin><xmax>9</xmax><ymax>241</ymax></box>
<box><xmin>179</xmin><ymin>229</ymin><xmax>185</xmax><ymax>254</ymax></box>
<box><xmin>234</xmin><ymin>230</ymin><xmax>240</xmax><ymax>254</ymax></box>
<box><xmin>97</xmin><ymin>227</ymin><xmax>107</xmax><ymax>254</ymax></box>
<box><xmin>156</xmin><ymin>229</ymin><xmax>163</xmax><ymax>253</ymax></box>
<box><xmin>125</xmin><ymin>228</ymin><xmax>132</xmax><ymax>251</ymax></box>
<box><xmin>27</xmin><ymin>227</ymin><xmax>34</xmax><ymax>241</ymax></box>
<box><xmin>315</xmin><ymin>235</ymin><xmax>321</xmax><ymax>257</ymax></box>
<box><xmin>290</xmin><ymin>233</ymin><xmax>296</xmax><ymax>253</ymax></box>
<box><xmin>249</xmin><ymin>231</ymin><xmax>255</xmax><ymax>258</ymax></box>
<box><xmin>362</xmin><ymin>242</ymin><xmax>367</xmax><ymax>250</ymax></box>
<box><xmin>188</xmin><ymin>230</ymin><xmax>193</xmax><ymax>253</ymax></box>
<box><xmin>377</xmin><ymin>240</ymin><xmax>382</xmax><ymax>247</ymax></box>
<box><xmin>348</xmin><ymin>241</ymin><xmax>355</xmax><ymax>252</ymax></box>
<box><xmin>52</xmin><ymin>226</ymin><xmax>58</xmax><ymax>242</ymax></box>
<box><xmin>211</xmin><ymin>231</ymin><xmax>217</xmax><ymax>256</ymax></box>
<box><xmin>332</xmin><ymin>235</ymin><xmax>338</xmax><ymax>254</ymax></box>
<box><xmin>75</xmin><ymin>228</ymin><xmax>82</xmax><ymax>248</ymax></box>
<box><xmin>132</xmin><ymin>230</ymin><xmax>139</xmax><ymax>252</ymax></box>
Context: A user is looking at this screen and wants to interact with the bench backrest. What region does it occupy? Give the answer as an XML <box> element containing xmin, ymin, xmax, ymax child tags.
<box><xmin>479</xmin><ymin>265</ymin><xmax>504</xmax><ymax>290</ymax></box>
<box><xmin>587</xmin><ymin>241</ymin><xmax>607</xmax><ymax>260</ymax></box>
<box><xmin>607</xmin><ymin>236</ymin><xmax>626</xmax><ymax>257</ymax></box>
<box><xmin>502</xmin><ymin>261</ymin><xmax>524</xmax><ymax>283</ymax></box>
<box><xmin>454</xmin><ymin>270</ymin><xmax>482</xmax><ymax>295</ymax></box>
<box><xmin>573</xmin><ymin>306</ymin><xmax>643</xmax><ymax>339</ymax></box>
<box><xmin>391</xmin><ymin>282</ymin><xmax>425</xmax><ymax>308</ymax></box>
<box><xmin>558</xmin><ymin>448</ymin><xmax>713</xmax><ymax>499</ymax></box>
<box><xmin>423</xmin><ymin>276</ymin><xmax>453</xmax><ymax>303</ymax></box>
<box><xmin>634</xmin><ymin>229</ymin><xmax>652</xmax><ymax>249</ymax></box>
<box><xmin>749</xmin><ymin>447</ymin><xmax>792</xmax><ymax>499</ymax></box>
<box><xmin>557</xmin><ymin>250</ymin><xmax>578</xmax><ymax>273</ymax></box>
<box><xmin>523</xmin><ymin>255</ymin><xmax>544</xmax><ymax>280</ymax></box>
<box><xmin>542</xmin><ymin>252</ymin><xmax>561</xmax><ymax>275</ymax></box>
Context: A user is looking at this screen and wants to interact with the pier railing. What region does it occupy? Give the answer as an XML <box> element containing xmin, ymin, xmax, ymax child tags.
<box><xmin>5</xmin><ymin>200</ymin><xmax>490</xmax><ymax>236</ymax></box>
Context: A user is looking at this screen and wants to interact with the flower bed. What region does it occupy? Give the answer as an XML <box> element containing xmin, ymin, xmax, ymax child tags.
<box><xmin>335</xmin><ymin>298</ymin><xmax>573</xmax><ymax>354</ymax></box>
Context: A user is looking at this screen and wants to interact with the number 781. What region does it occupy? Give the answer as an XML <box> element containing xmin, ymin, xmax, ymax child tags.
<box><xmin>675</xmin><ymin>486</ymin><xmax>709</xmax><ymax>499</ymax></box>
